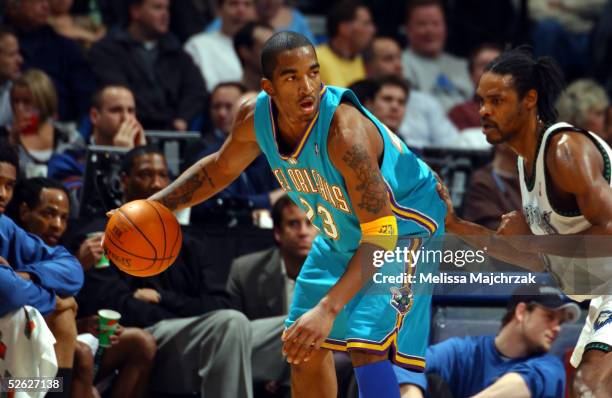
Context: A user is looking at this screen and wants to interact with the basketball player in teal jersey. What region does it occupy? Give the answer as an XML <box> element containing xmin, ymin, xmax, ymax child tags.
<box><xmin>148</xmin><ymin>32</ymin><xmax>445</xmax><ymax>398</ymax></box>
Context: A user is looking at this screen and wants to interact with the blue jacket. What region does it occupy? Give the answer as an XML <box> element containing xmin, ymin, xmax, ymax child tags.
<box><xmin>0</xmin><ymin>215</ymin><xmax>83</xmax><ymax>316</ymax></box>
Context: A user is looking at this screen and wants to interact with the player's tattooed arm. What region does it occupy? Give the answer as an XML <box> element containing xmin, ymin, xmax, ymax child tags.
<box><xmin>154</xmin><ymin>162</ymin><xmax>216</xmax><ymax>211</ymax></box>
<box><xmin>341</xmin><ymin>144</ymin><xmax>388</xmax><ymax>214</ymax></box>
<box><xmin>329</xmin><ymin>103</ymin><xmax>392</xmax><ymax>221</ymax></box>
<box><xmin>149</xmin><ymin>99</ymin><xmax>261</xmax><ymax>211</ymax></box>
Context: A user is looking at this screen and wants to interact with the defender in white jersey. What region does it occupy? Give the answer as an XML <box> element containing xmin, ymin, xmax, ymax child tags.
<box><xmin>436</xmin><ymin>47</ymin><xmax>612</xmax><ymax>397</ymax></box>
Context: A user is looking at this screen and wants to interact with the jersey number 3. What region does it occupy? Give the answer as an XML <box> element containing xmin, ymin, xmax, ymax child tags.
<box><xmin>299</xmin><ymin>198</ymin><xmax>339</xmax><ymax>240</ymax></box>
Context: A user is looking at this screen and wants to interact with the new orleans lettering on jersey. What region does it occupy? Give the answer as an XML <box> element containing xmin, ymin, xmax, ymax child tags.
<box><xmin>254</xmin><ymin>84</ymin><xmax>444</xmax><ymax>253</ymax></box>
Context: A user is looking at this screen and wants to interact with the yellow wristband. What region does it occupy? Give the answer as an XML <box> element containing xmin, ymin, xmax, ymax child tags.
<box><xmin>360</xmin><ymin>216</ymin><xmax>398</xmax><ymax>251</ymax></box>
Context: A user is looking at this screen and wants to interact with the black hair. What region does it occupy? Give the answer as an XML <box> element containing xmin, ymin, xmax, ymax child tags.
<box><xmin>0</xmin><ymin>140</ymin><xmax>18</xmax><ymax>170</ymax></box>
<box><xmin>374</xmin><ymin>75</ymin><xmax>410</xmax><ymax>97</ymax></box>
<box><xmin>349</xmin><ymin>75</ymin><xmax>410</xmax><ymax>104</ymax></box>
<box><xmin>485</xmin><ymin>46</ymin><xmax>565</xmax><ymax>125</ymax></box>
<box><xmin>120</xmin><ymin>145</ymin><xmax>165</xmax><ymax>176</ymax></box>
<box><xmin>233</xmin><ymin>21</ymin><xmax>273</xmax><ymax>65</ymax></box>
<box><xmin>271</xmin><ymin>194</ymin><xmax>297</xmax><ymax>230</ymax></box>
<box><xmin>5</xmin><ymin>177</ymin><xmax>70</xmax><ymax>225</ymax></box>
<box><xmin>326</xmin><ymin>1</ymin><xmax>364</xmax><ymax>39</ymax></box>
<box><xmin>348</xmin><ymin>78</ymin><xmax>377</xmax><ymax>104</ymax></box>
<box><xmin>261</xmin><ymin>31</ymin><xmax>315</xmax><ymax>80</ymax></box>
<box><xmin>467</xmin><ymin>42</ymin><xmax>504</xmax><ymax>73</ymax></box>
<box><xmin>0</xmin><ymin>25</ymin><xmax>16</xmax><ymax>44</ymax></box>
<box><xmin>211</xmin><ymin>81</ymin><xmax>247</xmax><ymax>99</ymax></box>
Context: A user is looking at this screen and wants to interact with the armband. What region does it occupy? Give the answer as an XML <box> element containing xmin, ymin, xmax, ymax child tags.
<box><xmin>360</xmin><ymin>216</ymin><xmax>398</xmax><ymax>251</ymax></box>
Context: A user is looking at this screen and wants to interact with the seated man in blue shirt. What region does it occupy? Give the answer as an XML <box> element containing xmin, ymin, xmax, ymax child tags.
<box><xmin>397</xmin><ymin>284</ymin><xmax>579</xmax><ymax>398</ymax></box>
<box><xmin>0</xmin><ymin>142</ymin><xmax>84</xmax><ymax>398</ymax></box>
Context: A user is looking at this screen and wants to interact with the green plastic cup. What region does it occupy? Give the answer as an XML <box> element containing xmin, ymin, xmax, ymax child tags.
<box><xmin>97</xmin><ymin>309</ymin><xmax>121</xmax><ymax>347</ymax></box>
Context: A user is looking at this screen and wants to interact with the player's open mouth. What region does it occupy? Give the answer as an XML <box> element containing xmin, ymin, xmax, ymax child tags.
<box><xmin>299</xmin><ymin>99</ymin><xmax>315</xmax><ymax>113</ymax></box>
<box><xmin>482</xmin><ymin>123</ymin><xmax>497</xmax><ymax>134</ymax></box>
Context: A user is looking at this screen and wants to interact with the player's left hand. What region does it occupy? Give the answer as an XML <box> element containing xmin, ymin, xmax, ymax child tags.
<box><xmin>497</xmin><ymin>211</ymin><xmax>532</xmax><ymax>236</ymax></box>
<box><xmin>282</xmin><ymin>304</ymin><xmax>335</xmax><ymax>365</ymax></box>
<box><xmin>497</xmin><ymin>211</ymin><xmax>533</xmax><ymax>251</ymax></box>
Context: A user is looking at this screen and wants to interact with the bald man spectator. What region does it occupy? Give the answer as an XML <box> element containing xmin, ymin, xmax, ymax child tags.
<box><xmin>316</xmin><ymin>0</ymin><xmax>376</xmax><ymax>88</ymax></box>
<box><xmin>3</xmin><ymin>0</ymin><xmax>96</xmax><ymax>121</ymax></box>
<box><xmin>48</xmin><ymin>85</ymin><xmax>146</xmax><ymax>201</ymax></box>
<box><xmin>89</xmin><ymin>0</ymin><xmax>206</xmax><ymax>130</ymax></box>
<box><xmin>401</xmin><ymin>0</ymin><xmax>472</xmax><ymax>112</ymax></box>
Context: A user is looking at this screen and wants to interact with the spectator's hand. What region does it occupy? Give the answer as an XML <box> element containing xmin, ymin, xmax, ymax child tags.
<box><xmin>113</xmin><ymin>116</ymin><xmax>146</xmax><ymax>148</ymax></box>
<box><xmin>0</xmin><ymin>256</ymin><xmax>9</xmax><ymax>266</ymax></box>
<box><xmin>110</xmin><ymin>324</ymin><xmax>124</xmax><ymax>346</ymax></box>
<box><xmin>172</xmin><ymin>118</ymin><xmax>187</xmax><ymax>131</ymax></box>
<box><xmin>76</xmin><ymin>315</ymin><xmax>99</xmax><ymax>335</ymax></box>
<box><xmin>77</xmin><ymin>234</ymin><xmax>104</xmax><ymax>271</ymax></box>
<box><xmin>282</xmin><ymin>303</ymin><xmax>334</xmax><ymax>365</ymax></box>
<box><xmin>133</xmin><ymin>288</ymin><xmax>161</xmax><ymax>304</ymax></box>
<box><xmin>55</xmin><ymin>296</ymin><xmax>78</xmax><ymax>312</ymax></box>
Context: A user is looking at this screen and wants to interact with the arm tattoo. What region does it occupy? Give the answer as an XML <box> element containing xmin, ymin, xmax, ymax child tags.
<box><xmin>342</xmin><ymin>144</ymin><xmax>387</xmax><ymax>214</ymax></box>
<box><xmin>160</xmin><ymin>166</ymin><xmax>215</xmax><ymax>210</ymax></box>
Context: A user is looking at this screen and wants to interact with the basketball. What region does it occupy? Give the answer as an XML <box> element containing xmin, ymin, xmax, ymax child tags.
<box><xmin>103</xmin><ymin>200</ymin><xmax>182</xmax><ymax>277</ymax></box>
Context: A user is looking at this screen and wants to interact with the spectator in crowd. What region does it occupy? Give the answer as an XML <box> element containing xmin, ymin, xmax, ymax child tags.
<box><xmin>48</xmin><ymin>0</ymin><xmax>106</xmax><ymax>49</ymax></box>
<box><xmin>185</xmin><ymin>0</ymin><xmax>255</xmax><ymax>92</ymax></box>
<box><xmin>207</xmin><ymin>0</ymin><xmax>315</xmax><ymax>44</ymax></box>
<box><xmin>397</xmin><ymin>285</ymin><xmax>577</xmax><ymax>398</ymax></box>
<box><xmin>449</xmin><ymin>43</ymin><xmax>503</xmax><ymax>131</ymax></box>
<box><xmin>402</xmin><ymin>0</ymin><xmax>473</xmax><ymax>112</ymax></box>
<box><xmin>6</xmin><ymin>176</ymin><xmax>155</xmax><ymax>398</ymax></box>
<box><xmin>556</xmin><ymin>79</ymin><xmax>610</xmax><ymax>139</ymax></box>
<box><xmin>227</xmin><ymin>195</ymin><xmax>356</xmax><ymax>398</ymax></box>
<box><xmin>227</xmin><ymin>195</ymin><xmax>317</xmax><ymax>395</ymax></box>
<box><xmin>89</xmin><ymin>0</ymin><xmax>207</xmax><ymax>131</ymax></box>
<box><xmin>72</xmin><ymin>146</ymin><xmax>254</xmax><ymax>398</ymax></box>
<box><xmin>255</xmin><ymin>0</ymin><xmax>315</xmax><ymax>43</ymax></box>
<box><xmin>362</xmin><ymin>75</ymin><xmax>408</xmax><ymax>134</ymax></box>
<box><xmin>191</xmin><ymin>84</ymin><xmax>281</xmax><ymax>226</ymax></box>
<box><xmin>9</xmin><ymin>68</ymin><xmax>83</xmax><ymax>178</ymax></box>
<box><xmin>461</xmin><ymin>143</ymin><xmax>521</xmax><ymax>230</ymax></box>
<box><xmin>316</xmin><ymin>1</ymin><xmax>375</xmax><ymax>88</ymax></box>
<box><xmin>4</xmin><ymin>0</ymin><xmax>96</xmax><ymax>121</ymax></box>
<box><xmin>0</xmin><ymin>142</ymin><xmax>83</xmax><ymax>398</ymax></box>
<box><xmin>48</xmin><ymin>84</ymin><xmax>146</xmax><ymax>195</ymax></box>
<box><xmin>529</xmin><ymin>0</ymin><xmax>606</xmax><ymax>79</ymax></box>
<box><xmin>234</xmin><ymin>21</ymin><xmax>275</xmax><ymax>92</ymax></box>
<box><xmin>0</xmin><ymin>26</ymin><xmax>22</xmax><ymax>130</ymax></box>
<box><xmin>169</xmin><ymin>0</ymin><xmax>216</xmax><ymax>43</ymax></box>
<box><xmin>362</xmin><ymin>35</ymin><xmax>459</xmax><ymax>148</ymax></box>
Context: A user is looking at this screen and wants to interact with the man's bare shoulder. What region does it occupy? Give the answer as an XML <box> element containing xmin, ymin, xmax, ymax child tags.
<box><xmin>546</xmin><ymin>130</ymin><xmax>604</xmax><ymax>192</ymax></box>
<box><xmin>328</xmin><ymin>102</ymin><xmax>373</xmax><ymax>144</ymax></box>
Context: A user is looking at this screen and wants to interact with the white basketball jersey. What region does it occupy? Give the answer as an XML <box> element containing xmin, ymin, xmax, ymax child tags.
<box><xmin>518</xmin><ymin>122</ymin><xmax>612</xmax><ymax>235</ymax></box>
<box><xmin>518</xmin><ymin>122</ymin><xmax>612</xmax><ymax>300</ymax></box>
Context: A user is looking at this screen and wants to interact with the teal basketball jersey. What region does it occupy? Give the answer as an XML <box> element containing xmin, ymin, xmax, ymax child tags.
<box><xmin>253</xmin><ymin>85</ymin><xmax>445</xmax><ymax>253</ymax></box>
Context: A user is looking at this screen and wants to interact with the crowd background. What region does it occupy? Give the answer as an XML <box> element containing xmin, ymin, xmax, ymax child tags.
<box><xmin>0</xmin><ymin>0</ymin><xmax>609</xmax><ymax>397</ymax></box>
